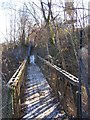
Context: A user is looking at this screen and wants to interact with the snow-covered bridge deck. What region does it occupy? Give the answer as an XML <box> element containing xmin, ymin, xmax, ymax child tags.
<box><xmin>21</xmin><ymin>64</ymin><xmax>66</xmax><ymax>120</ymax></box>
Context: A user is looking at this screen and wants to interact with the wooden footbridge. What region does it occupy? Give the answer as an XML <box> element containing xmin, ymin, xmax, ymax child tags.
<box><xmin>1</xmin><ymin>50</ymin><xmax>84</xmax><ymax>119</ymax></box>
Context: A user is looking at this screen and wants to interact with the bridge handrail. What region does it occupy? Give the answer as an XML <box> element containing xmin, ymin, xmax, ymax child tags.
<box><xmin>2</xmin><ymin>44</ymin><xmax>31</xmax><ymax>118</ymax></box>
<box><xmin>6</xmin><ymin>59</ymin><xmax>27</xmax><ymax>118</ymax></box>
<box><xmin>37</xmin><ymin>55</ymin><xmax>80</xmax><ymax>117</ymax></box>
<box><xmin>7</xmin><ymin>59</ymin><xmax>27</xmax><ymax>88</ymax></box>
<box><xmin>37</xmin><ymin>55</ymin><xmax>79</xmax><ymax>86</ymax></box>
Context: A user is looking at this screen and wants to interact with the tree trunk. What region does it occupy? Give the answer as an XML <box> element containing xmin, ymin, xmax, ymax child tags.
<box><xmin>88</xmin><ymin>44</ymin><xmax>90</xmax><ymax>117</ymax></box>
<box><xmin>88</xmin><ymin>27</ymin><xmax>90</xmax><ymax>117</ymax></box>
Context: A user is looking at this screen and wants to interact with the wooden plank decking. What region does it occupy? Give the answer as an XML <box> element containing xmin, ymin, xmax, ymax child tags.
<box><xmin>21</xmin><ymin>63</ymin><xmax>66</xmax><ymax>120</ymax></box>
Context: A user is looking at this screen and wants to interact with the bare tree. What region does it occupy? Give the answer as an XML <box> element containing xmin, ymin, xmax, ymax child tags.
<box><xmin>18</xmin><ymin>6</ymin><xmax>29</xmax><ymax>45</ymax></box>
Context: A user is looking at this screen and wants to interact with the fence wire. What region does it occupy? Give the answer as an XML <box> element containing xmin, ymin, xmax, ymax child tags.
<box><xmin>1</xmin><ymin>81</ymin><xmax>13</xmax><ymax>119</ymax></box>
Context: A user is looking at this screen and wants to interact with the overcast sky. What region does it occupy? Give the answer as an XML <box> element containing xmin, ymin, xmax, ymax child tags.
<box><xmin>0</xmin><ymin>0</ymin><xmax>90</xmax><ymax>43</ymax></box>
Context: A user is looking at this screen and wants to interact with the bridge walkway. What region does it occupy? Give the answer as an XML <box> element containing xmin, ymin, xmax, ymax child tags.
<box><xmin>21</xmin><ymin>63</ymin><xmax>66</xmax><ymax>120</ymax></box>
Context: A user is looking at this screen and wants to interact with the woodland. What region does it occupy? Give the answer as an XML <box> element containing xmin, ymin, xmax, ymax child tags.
<box><xmin>1</xmin><ymin>0</ymin><xmax>90</xmax><ymax>118</ymax></box>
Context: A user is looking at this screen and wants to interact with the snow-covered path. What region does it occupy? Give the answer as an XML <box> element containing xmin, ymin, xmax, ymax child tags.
<box><xmin>21</xmin><ymin>63</ymin><xmax>66</xmax><ymax>120</ymax></box>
